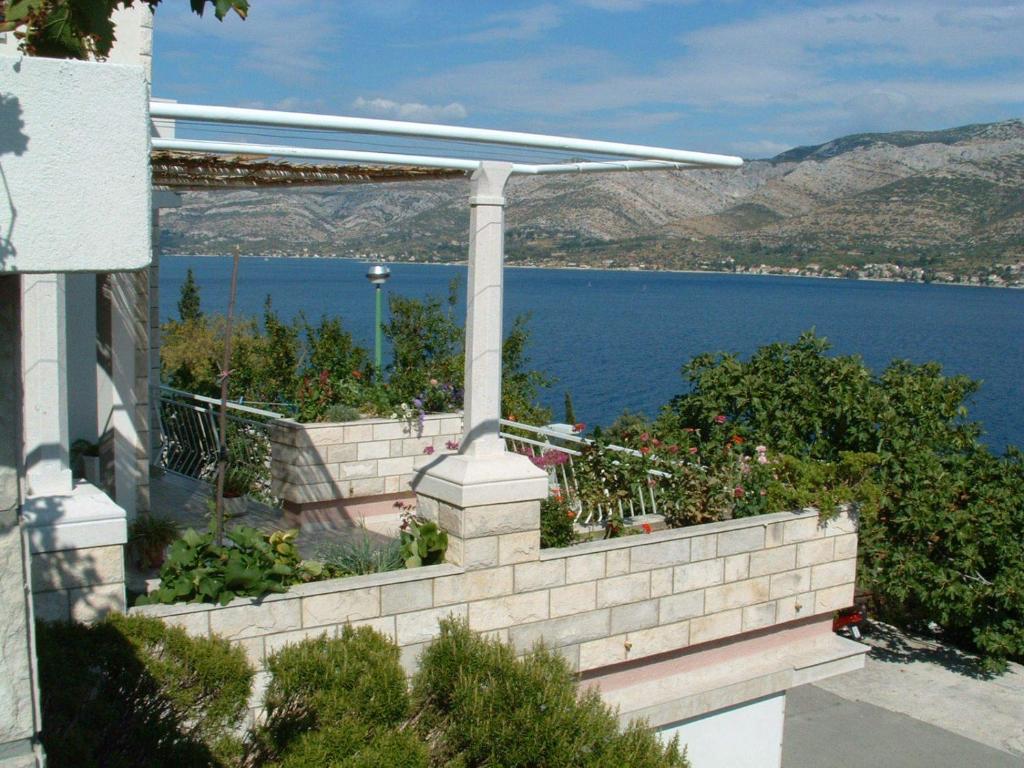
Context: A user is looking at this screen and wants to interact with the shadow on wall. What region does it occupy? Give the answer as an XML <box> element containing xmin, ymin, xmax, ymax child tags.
<box><xmin>0</xmin><ymin>91</ymin><xmax>29</xmax><ymax>269</ymax></box>
<box><xmin>21</xmin><ymin>492</ymin><xmax>119</xmax><ymax>623</ymax></box>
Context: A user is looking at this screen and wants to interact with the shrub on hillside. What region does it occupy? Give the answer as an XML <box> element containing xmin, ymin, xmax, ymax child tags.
<box><xmin>411</xmin><ymin>618</ymin><xmax>688</xmax><ymax>768</ymax></box>
<box><xmin>36</xmin><ymin>614</ymin><xmax>252</xmax><ymax>768</ymax></box>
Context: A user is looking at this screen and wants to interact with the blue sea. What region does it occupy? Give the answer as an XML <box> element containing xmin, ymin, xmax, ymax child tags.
<box><xmin>161</xmin><ymin>256</ymin><xmax>1024</xmax><ymax>452</ymax></box>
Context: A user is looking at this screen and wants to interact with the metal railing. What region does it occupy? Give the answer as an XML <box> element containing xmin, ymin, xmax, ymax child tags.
<box><xmin>499</xmin><ymin>420</ymin><xmax>668</xmax><ymax>526</ymax></box>
<box><xmin>155</xmin><ymin>386</ymin><xmax>283</xmax><ymax>502</ymax></box>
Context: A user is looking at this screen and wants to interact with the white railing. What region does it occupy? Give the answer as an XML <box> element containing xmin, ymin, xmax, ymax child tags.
<box><xmin>499</xmin><ymin>420</ymin><xmax>668</xmax><ymax>526</ymax></box>
<box><xmin>155</xmin><ymin>386</ymin><xmax>283</xmax><ymax>502</ymax></box>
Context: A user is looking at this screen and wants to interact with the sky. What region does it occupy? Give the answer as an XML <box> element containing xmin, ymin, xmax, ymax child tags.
<box><xmin>151</xmin><ymin>1</ymin><xmax>1024</xmax><ymax>159</ymax></box>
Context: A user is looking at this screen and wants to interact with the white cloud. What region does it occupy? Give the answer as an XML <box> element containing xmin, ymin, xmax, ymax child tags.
<box><xmin>352</xmin><ymin>97</ymin><xmax>468</xmax><ymax>122</ymax></box>
<box><xmin>398</xmin><ymin>0</ymin><xmax>1024</xmax><ymax>145</ymax></box>
<box><xmin>460</xmin><ymin>4</ymin><xmax>563</xmax><ymax>43</ymax></box>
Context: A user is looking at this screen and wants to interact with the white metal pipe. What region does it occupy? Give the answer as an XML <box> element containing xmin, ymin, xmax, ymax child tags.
<box><xmin>151</xmin><ymin>102</ymin><xmax>743</xmax><ymax>168</ymax></box>
<box><xmin>524</xmin><ymin>159</ymin><xmax>704</xmax><ymax>174</ymax></box>
<box><xmin>152</xmin><ymin>138</ymin><xmax>714</xmax><ymax>177</ymax></box>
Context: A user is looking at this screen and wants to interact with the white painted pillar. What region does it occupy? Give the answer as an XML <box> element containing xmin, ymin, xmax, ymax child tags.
<box><xmin>462</xmin><ymin>162</ymin><xmax>513</xmax><ymax>457</ymax></box>
<box><xmin>108</xmin><ymin>273</ymin><xmax>143</xmax><ymax>518</ymax></box>
<box><xmin>20</xmin><ymin>274</ymin><xmax>73</xmax><ymax>497</ymax></box>
<box><xmin>410</xmin><ymin>163</ymin><xmax>547</xmax><ymax>519</ymax></box>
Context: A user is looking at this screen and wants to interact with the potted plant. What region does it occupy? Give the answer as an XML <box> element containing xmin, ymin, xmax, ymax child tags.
<box><xmin>221</xmin><ymin>466</ymin><xmax>251</xmax><ymax>518</ymax></box>
<box><xmin>129</xmin><ymin>514</ymin><xmax>179</xmax><ymax>570</ymax></box>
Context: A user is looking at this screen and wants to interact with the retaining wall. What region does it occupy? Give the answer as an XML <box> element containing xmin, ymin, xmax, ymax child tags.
<box><xmin>131</xmin><ymin>507</ymin><xmax>858</xmax><ymax>719</ymax></box>
<box><xmin>270</xmin><ymin>414</ymin><xmax>463</xmax><ymax>507</ymax></box>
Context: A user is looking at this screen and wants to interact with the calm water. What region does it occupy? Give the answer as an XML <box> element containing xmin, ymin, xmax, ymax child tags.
<box><xmin>161</xmin><ymin>256</ymin><xmax>1024</xmax><ymax>451</ymax></box>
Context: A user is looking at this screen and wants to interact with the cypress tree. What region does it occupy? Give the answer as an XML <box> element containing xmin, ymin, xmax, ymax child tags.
<box><xmin>177</xmin><ymin>268</ymin><xmax>202</xmax><ymax>322</ymax></box>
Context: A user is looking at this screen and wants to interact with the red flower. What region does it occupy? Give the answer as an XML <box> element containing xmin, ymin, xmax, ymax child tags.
<box><xmin>641</xmin><ymin>523</ymin><xmax>652</xmax><ymax>534</ymax></box>
<box><xmin>715</xmin><ymin>414</ymin><xmax>727</xmax><ymax>424</ymax></box>
<box><xmin>640</xmin><ymin>446</ymin><xmax>651</xmax><ymax>455</ymax></box>
<box><xmin>667</xmin><ymin>444</ymin><xmax>679</xmax><ymax>454</ymax></box>
<box><xmin>731</xmin><ymin>435</ymin><xmax>745</xmax><ymax>445</ymax></box>
<box><xmin>352</xmin><ymin>369</ymin><xmax>363</xmax><ymax>380</ymax></box>
<box><xmin>734</xmin><ymin>486</ymin><xmax>745</xmax><ymax>498</ymax></box>
<box><xmin>688</xmin><ymin>446</ymin><xmax>699</xmax><ymax>454</ymax></box>
<box><xmin>574</xmin><ymin>422</ymin><xmax>586</xmax><ymax>433</ymax></box>
<box><xmin>652</xmin><ymin>438</ymin><xmax>661</xmax><ymax>447</ymax></box>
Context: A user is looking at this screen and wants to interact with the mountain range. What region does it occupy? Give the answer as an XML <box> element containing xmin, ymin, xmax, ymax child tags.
<box><xmin>159</xmin><ymin>119</ymin><xmax>1024</xmax><ymax>286</ymax></box>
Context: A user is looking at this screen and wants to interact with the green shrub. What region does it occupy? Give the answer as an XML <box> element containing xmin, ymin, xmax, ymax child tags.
<box><xmin>540</xmin><ymin>494</ymin><xmax>577</xmax><ymax>548</ymax></box>
<box><xmin>660</xmin><ymin>331</ymin><xmax>1024</xmax><ymax>668</ymax></box>
<box><xmin>255</xmin><ymin>626</ymin><xmax>411</xmax><ymax>764</ymax></box>
<box><xmin>138</xmin><ymin>526</ymin><xmax>325</xmax><ymax>606</ymax></box>
<box><xmin>411</xmin><ymin>619</ymin><xmax>688</xmax><ymax>768</ymax></box>
<box><xmin>322</xmin><ymin>402</ymin><xmax>363</xmax><ymax>422</ymax></box>
<box><xmin>275</xmin><ymin>722</ymin><xmax>429</xmax><ymax>768</ymax></box>
<box><xmin>36</xmin><ymin>613</ymin><xmax>252</xmax><ymax>768</ymax></box>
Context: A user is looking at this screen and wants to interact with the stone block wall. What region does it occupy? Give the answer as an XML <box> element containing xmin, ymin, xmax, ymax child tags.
<box><xmin>270</xmin><ymin>414</ymin><xmax>463</xmax><ymax>506</ymax></box>
<box><xmin>30</xmin><ymin>544</ymin><xmax>126</xmax><ymax>624</ymax></box>
<box><xmin>131</xmin><ymin>508</ymin><xmax>857</xmax><ymax>721</ymax></box>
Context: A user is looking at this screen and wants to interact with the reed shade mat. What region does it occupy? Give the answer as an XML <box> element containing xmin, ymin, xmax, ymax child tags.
<box><xmin>151</xmin><ymin>151</ymin><xmax>468</xmax><ymax>190</ymax></box>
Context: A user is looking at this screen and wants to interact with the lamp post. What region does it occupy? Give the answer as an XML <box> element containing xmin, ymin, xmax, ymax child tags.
<box><xmin>366</xmin><ymin>264</ymin><xmax>391</xmax><ymax>375</ymax></box>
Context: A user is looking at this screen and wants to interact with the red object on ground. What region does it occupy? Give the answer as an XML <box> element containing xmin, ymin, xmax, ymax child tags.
<box><xmin>833</xmin><ymin>610</ymin><xmax>864</xmax><ymax>632</ymax></box>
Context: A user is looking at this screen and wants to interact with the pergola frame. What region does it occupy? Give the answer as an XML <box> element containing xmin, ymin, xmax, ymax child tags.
<box><xmin>149</xmin><ymin>101</ymin><xmax>743</xmax><ymax>498</ymax></box>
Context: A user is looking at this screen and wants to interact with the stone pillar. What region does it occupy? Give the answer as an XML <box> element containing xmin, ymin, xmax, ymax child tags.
<box><xmin>0</xmin><ymin>276</ymin><xmax>45</xmax><ymax>768</ymax></box>
<box><xmin>412</xmin><ymin>162</ymin><xmax>547</xmax><ymax>567</ymax></box>
<box><xmin>20</xmin><ymin>274</ymin><xmax>73</xmax><ymax>498</ymax></box>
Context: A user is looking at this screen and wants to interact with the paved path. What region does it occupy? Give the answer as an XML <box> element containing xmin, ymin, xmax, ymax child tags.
<box><xmin>784</xmin><ymin>685</ymin><xmax>1024</xmax><ymax>768</ymax></box>
<box><xmin>784</xmin><ymin>623</ymin><xmax>1024</xmax><ymax>768</ymax></box>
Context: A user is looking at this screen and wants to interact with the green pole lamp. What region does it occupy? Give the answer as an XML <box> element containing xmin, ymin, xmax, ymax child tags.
<box><xmin>366</xmin><ymin>264</ymin><xmax>391</xmax><ymax>375</ymax></box>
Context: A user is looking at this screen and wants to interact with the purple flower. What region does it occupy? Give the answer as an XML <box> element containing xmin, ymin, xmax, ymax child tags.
<box><xmin>423</xmin><ymin>445</ymin><xmax>435</xmax><ymax>455</ymax></box>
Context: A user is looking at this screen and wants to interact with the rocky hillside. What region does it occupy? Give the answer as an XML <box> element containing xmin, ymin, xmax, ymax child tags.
<box><xmin>159</xmin><ymin>119</ymin><xmax>1024</xmax><ymax>283</ymax></box>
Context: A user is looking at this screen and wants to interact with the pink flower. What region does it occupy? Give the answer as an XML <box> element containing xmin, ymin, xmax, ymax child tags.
<box><xmin>429</xmin><ymin>378</ymin><xmax>438</xmax><ymax>386</ymax></box>
<box><xmin>445</xmin><ymin>439</ymin><xmax>460</xmax><ymax>450</ymax></box>
<box><xmin>640</xmin><ymin>432</ymin><xmax>650</xmax><ymax>442</ymax></box>
<box><xmin>652</xmin><ymin>438</ymin><xmax>661</xmax><ymax>447</ymax></box>
<box><xmin>667</xmin><ymin>444</ymin><xmax>679</xmax><ymax>454</ymax></box>
<box><xmin>689</xmin><ymin>446</ymin><xmax>699</xmax><ymax>454</ymax></box>
<box><xmin>423</xmin><ymin>445</ymin><xmax>435</xmax><ymax>455</ymax></box>
<box><xmin>715</xmin><ymin>414</ymin><xmax>727</xmax><ymax>424</ymax></box>
<box><xmin>734</xmin><ymin>486</ymin><xmax>745</xmax><ymax>498</ymax></box>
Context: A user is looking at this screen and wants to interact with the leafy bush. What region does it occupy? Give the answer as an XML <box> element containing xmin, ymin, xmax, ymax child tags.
<box><xmin>162</xmin><ymin>277</ymin><xmax>552</xmax><ymax>424</ymax></box>
<box><xmin>36</xmin><ymin>613</ymin><xmax>252</xmax><ymax>768</ymax></box>
<box><xmin>660</xmin><ymin>332</ymin><xmax>1024</xmax><ymax>668</ymax></box>
<box><xmin>411</xmin><ymin>619</ymin><xmax>688</xmax><ymax>768</ymax></box>
<box><xmin>138</xmin><ymin>526</ymin><xmax>325</xmax><ymax>606</ymax></box>
<box><xmin>399</xmin><ymin>516</ymin><xmax>449</xmax><ymax>567</ymax></box>
<box><xmin>540</xmin><ymin>494</ymin><xmax>577</xmax><ymax>549</ymax></box>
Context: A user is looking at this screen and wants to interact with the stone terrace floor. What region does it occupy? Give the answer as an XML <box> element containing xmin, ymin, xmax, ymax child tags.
<box><xmin>148</xmin><ymin>470</ymin><xmax>394</xmax><ymax>559</ymax></box>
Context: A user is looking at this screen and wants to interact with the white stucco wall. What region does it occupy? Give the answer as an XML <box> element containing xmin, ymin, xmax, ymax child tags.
<box><xmin>659</xmin><ymin>693</ymin><xmax>786</xmax><ymax>768</ymax></box>
<box><xmin>0</xmin><ymin>55</ymin><xmax>151</xmax><ymax>273</ymax></box>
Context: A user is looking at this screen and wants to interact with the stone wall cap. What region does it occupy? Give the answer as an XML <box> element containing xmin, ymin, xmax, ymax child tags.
<box><xmin>540</xmin><ymin>509</ymin><xmax>821</xmax><ymax>560</ymax></box>
<box><xmin>130</xmin><ymin>562</ymin><xmax>463</xmax><ymax>616</ymax></box>
<box><xmin>22</xmin><ymin>481</ymin><xmax>128</xmax><ymax>553</ymax></box>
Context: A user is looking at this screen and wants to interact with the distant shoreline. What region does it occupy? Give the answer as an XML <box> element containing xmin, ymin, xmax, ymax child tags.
<box><xmin>165</xmin><ymin>253</ymin><xmax>1023</xmax><ymax>291</ymax></box>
